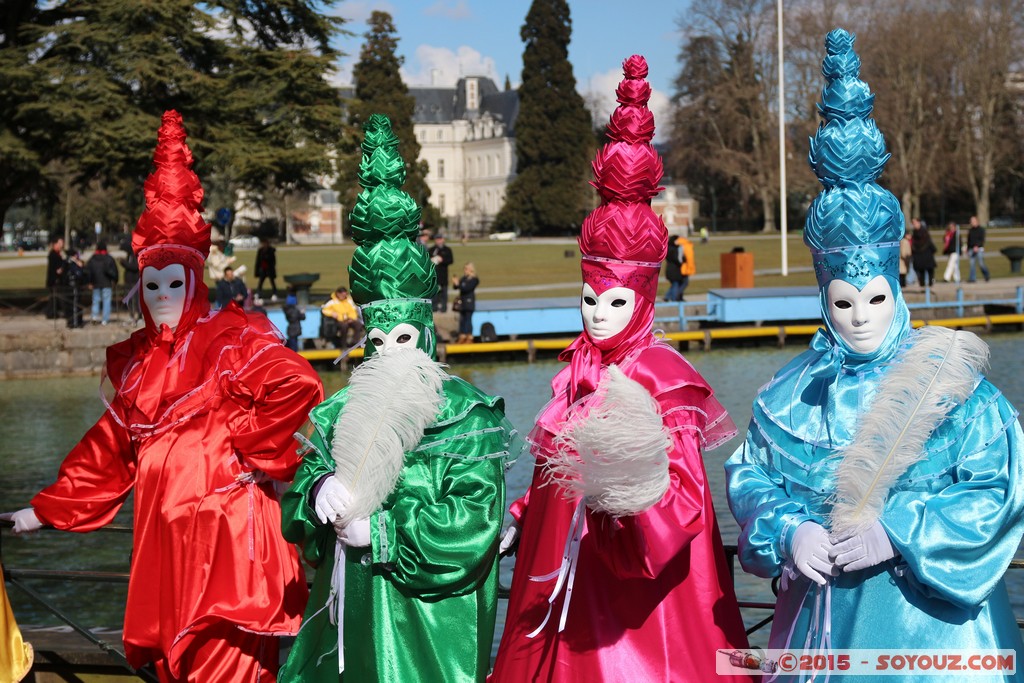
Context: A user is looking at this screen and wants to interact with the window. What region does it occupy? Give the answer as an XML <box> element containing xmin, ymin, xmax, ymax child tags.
<box><xmin>436</xmin><ymin>129</ymin><xmax>443</xmax><ymax>142</ymax></box>
<box><xmin>438</xmin><ymin>159</ymin><xmax>445</xmax><ymax>179</ymax></box>
<box><xmin>438</xmin><ymin>194</ymin><xmax>446</xmax><ymax>214</ymax></box>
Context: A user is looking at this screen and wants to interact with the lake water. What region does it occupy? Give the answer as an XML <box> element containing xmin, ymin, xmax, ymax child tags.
<box><xmin>2</xmin><ymin>331</ymin><xmax>1023</xmax><ymax>653</ymax></box>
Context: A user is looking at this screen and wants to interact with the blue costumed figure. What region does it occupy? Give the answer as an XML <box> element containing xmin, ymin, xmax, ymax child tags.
<box><xmin>725</xmin><ymin>29</ymin><xmax>1024</xmax><ymax>682</ymax></box>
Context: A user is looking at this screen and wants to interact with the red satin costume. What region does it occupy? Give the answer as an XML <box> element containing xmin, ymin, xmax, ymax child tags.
<box><xmin>490</xmin><ymin>58</ymin><xmax>751</xmax><ymax>682</ymax></box>
<box><xmin>30</xmin><ymin>112</ymin><xmax>324</xmax><ymax>682</ymax></box>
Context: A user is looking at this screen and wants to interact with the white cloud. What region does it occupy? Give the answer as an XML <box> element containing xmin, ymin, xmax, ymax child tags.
<box><xmin>330</xmin><ymin>57</ymin><xmax>357</xmax><ymax>88</ymax></box>
<box><xmin>582</xmin><ymin>67</ymin><xmax>671</xmax><ymax>143</ymax></box>
<box><xmin>402</xmin><ymin>45</ymin><xmax>500</xmax><ymax>87</ymax></box>
<box><xmin>329</xmin><ymin>44</ymin><xmax>505</xmax><ymax>90</ymax></box>
<box><xmin>423</xmin><ymin>1</ymin><xmax>472</xmax><ymax>20</ymax></box>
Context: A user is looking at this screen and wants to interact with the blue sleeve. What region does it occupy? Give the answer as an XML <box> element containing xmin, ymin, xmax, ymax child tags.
<box><xmin>724</xmin><ymin>413</ymin><xmax>816</xmax><ymax>579</ymax></box>
<box><xmin>881</xmin><ymin>384</ymin><xmax>1024</xmax><ymax>609</ymax></box>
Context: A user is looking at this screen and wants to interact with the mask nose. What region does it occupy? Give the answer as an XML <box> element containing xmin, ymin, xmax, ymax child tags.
<box><xmin>851</xmin><ymin>304</ymin><xmax>868</xmax><ymax>326</ymax></box>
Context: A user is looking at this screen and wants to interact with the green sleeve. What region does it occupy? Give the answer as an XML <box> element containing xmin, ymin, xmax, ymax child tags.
<box><xmin>373</xmin><ymin>385</ymin><xmax>514</xmax><ymax>598</ymax></box>
<box><xmin>376</xmin><ymin>443</ymin><xmax>505</xmax><ymax>599</ymax></box>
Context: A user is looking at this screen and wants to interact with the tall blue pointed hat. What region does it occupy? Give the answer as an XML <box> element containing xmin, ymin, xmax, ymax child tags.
<box><xmin>804</xmin><ymin>29</ymin><xmax>904</xmax><ymax>290</ymax></box>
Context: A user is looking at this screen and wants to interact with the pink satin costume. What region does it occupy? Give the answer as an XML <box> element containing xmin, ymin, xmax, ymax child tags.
<box><xmin>490</xmin><ymin>57</ymin><xmax>751</xmax><ymax>682</ymax></box>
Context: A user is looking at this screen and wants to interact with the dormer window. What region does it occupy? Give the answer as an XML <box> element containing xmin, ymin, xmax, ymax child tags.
<box><xmin>466</xmin><ymin>78</ymin><xmax>479</xmax><ymax>111</ymax></box>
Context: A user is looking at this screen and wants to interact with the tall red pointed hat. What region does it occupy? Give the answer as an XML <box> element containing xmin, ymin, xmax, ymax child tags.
<box><xmin>132</xmin><ymin>111</ymin><xmax>211</xmax><ymax>272</ymax></box>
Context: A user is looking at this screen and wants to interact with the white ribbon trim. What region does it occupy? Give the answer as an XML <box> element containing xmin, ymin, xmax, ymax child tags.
<box><xmin>526</xmin><ymin>499</ymin><xmax>586</xmax><ymax>638</ymax></box>
<box><xmin>770</xmin><ymin>578</ymin><xmax>833</xmax><ymax>683</ymax></box>
<box><xmin>329</xmin><ymin>538</ymin><xmax>346</xmax><ymax>673</ymax></box>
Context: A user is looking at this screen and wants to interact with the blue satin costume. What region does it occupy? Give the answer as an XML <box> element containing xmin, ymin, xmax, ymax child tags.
<box><xmin>725</xmin><ymin>30</ymin><xmax>1024</xmax><ymax>681</ymax></box>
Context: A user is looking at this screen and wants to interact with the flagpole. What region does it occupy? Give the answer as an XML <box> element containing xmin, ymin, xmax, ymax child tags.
<box><xmin>777</xmin><ymin>0</ymin><xmax>788</xmax><ymax>276</ymax></box>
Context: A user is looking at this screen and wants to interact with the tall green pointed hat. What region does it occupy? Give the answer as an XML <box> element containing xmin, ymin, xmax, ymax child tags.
<box><xmin>348</xmin><ymin>114</ymin><xmax>438</xmax><ymax>357</ymax></box>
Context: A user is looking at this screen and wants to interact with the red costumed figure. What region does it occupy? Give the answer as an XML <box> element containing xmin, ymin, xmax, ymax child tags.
<box><xmin>490</xmin><ymin>57</ymin><xmax>752</xmax><ymax>682</ymax></box>
<box><xmin>0</xmin><ymin>111</ymin><xmax>324</xmax><ymax>682</ymax></box>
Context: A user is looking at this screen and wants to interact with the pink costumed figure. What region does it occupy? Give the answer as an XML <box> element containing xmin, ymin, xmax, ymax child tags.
<box><xmin>490</xmin><ymin>56</ymin><xmax>752</xmax><ymax>682</ymax></box>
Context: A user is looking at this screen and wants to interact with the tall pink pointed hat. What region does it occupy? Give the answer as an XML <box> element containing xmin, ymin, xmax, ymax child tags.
<box><xmin>580</xmin><ymin>55</ymin><xmax>667</xmax><ymax>266</ymax></box>
<box><xmin>561</xmin><ymin>55</ymin><xmax>669</xmax><ymax>398</ymax></box>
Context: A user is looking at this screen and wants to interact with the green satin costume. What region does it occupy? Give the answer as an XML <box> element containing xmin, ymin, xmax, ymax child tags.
<box><xmin>279</xmin><ymin>376</ymin><xmax>516</xmax><ymax>683</ymax></box>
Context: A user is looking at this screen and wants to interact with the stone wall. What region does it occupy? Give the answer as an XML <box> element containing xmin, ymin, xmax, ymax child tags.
<box><xmin>0</xmin><ymin>320</ymin><xmax>131</xmax><ymax>378</ymax></box>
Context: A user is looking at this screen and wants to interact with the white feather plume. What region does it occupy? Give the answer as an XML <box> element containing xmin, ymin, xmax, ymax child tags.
<box><xmin>331</xmin><ymin>347</ymin><xmax>447</xmax><ymax>525</ymax></box>
<box><xmin>829</xmin><ymin>327</ymin><xmax>989</xmax><ymax>536</ymax></box>
<box><xmin>546</xmin><ymin>365</ymin><xmax>671</xmax><ymax>517</ymax></box>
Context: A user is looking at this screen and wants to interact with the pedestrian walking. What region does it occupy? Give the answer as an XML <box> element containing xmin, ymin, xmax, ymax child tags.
<box><xmin>941</xmin><ymin>221</ymin><xmax>960</xmax><ymax>283</ymax></box>
<box><xmin>966</xmin><ymin>215</ymin><xmax>991</xmax><ymax>282</ymax></box>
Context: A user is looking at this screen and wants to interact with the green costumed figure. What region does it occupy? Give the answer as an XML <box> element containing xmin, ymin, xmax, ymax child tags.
<box><xmin>279</xmin><ymin>114</ymin><xmax>518</xmax><ymax>683</ymax></box>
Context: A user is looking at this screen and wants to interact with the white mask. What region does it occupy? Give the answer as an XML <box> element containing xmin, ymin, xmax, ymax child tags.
<box><xmin>581</xmin><ymin>283</ymin><xmax>636</xmax><ymax>341</ymax></box>
<box><xmin>367</xmin><ymin>323</ymin><xmax>421</xmax><ymax>353</ymax></box>
<box><xmin>826</xmin><ymin>276</ymin><xmax>896</xmax><ymax>355</ymax></box>
<box><xmin>142</xmin><ymin>264</ymin><xmax>187</xmax><ymax>330</ymax></box>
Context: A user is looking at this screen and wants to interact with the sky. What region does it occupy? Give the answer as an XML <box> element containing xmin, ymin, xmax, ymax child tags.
<box><xmin>329</xmin><ymin>1</ymin><xmax>690</xmax><ymax>137</ymax></box>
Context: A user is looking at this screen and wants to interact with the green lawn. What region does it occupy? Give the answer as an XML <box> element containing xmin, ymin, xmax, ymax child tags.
<box><xmin>4</xmin><ymin>228</ymin><xmax>1023</xmax><ymax>300</ymax></box>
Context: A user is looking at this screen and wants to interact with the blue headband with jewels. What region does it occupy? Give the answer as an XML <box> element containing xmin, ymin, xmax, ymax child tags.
<box><xmin>810</xmin><ymin>241</ymin><xmax>901</xmax><ymax>289</ymax></box>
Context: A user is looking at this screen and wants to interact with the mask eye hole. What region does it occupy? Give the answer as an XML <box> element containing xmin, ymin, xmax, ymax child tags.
<box><xmin>146</xmin><ymin>282</ymin><xmax>159</xmax><ymax>291</ymax></box>
<box><xmin>870</xmin><ymin>294</ymin><xmax>886</xmax><ymax>304</ymax></box>
<box><xmin>583</xmin><ymin>296</ymin><xmax>597</xmax><ymax>306</ymax></box>
<box><xmin>396</xmin><ymin>334</ymin><xmax>412</xmax><ymax>344</ymax></box>
<box><xmin>170</xmin><ymin>280</ymin><xmax>184</xmax><ymax>289</ymax></box>
<box><xmin>611</xmin><ymin>298</ymin><xmax>627</xmax><ymax>308</ymax></box>
<box><xmin>834</xmin><ymin>300</ymin><xmax>852</xmax><ymax>310</ymax></box>
<box><xmin>370</xmin><ymin>337</ymin><xmax>384</xmax><ymax>347</ymax></box>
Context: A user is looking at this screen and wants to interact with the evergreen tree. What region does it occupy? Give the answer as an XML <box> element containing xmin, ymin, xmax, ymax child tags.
<box><xmin>339</xmin><ymin>11</ymin><xmax>440</xmax><ymax>230</ymax></box>
<box><xmin>493</xmin><ymin>0</ymin><xmax>593</xmax><ymax>236</ymax></box>
<box><xmin>0</xmin><ymin>0</ymin><xmax>343</xmax><ymax>224</ymax></box>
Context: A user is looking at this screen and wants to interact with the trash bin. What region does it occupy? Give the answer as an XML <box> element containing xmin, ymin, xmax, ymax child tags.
<box><xmin>720</xmin><ymin>249</ymin><xmax>754</xmax><ymax>288</ymax></box>
<box><xmin>283</xmin><ymin>272</ymin><xmax>320</xmax><ymax>308</ymax></box>
<box><xmin>1000</xmin><ymin>246</ymin><xmax>1024</xmax><ymax>274</ymax></box>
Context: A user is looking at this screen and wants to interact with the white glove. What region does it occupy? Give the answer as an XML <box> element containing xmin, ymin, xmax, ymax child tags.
<box><xmin>339</xmin><ymin>517</ymin><xmax>371</xmax><ymax>547</ymax></box>
<box><xmin>787</xmin><ymin>522</ymin><xmax>835</xmax><ymax>586</ymax></box>
<box><xmin>831</xmin><ymin>521</ymin><xmax>896</xmax><ymax>573</ymax></box>
<box><xmin>314</xmin><ymin>476</ymin><xmax>352</xmax><ymax>526</ymax></box>
<box><xmin>0</xmin><ymin>508</ymin><xmax>43</xmax><ymax>534</ymax></box>
<box><xmin>499</xmin><ymin>522</ymin><xmax>520</xmax><ymax>556</ymax></box>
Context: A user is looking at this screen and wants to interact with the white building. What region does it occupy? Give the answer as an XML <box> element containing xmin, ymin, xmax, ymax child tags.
<box><xmin>411</xmin><ymin>77</ymin><xmax>518</xmax><ymax>237</ymax></box>
<box><xmin>651</xmin><ymin>183</ymin><xmax>699</xmax><ymax>236</ymax></box>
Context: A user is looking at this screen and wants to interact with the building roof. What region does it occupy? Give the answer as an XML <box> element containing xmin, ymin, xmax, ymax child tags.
<box><xmin>411</xmin><ymin>88</ymin><xmax>456</xmax><ymax>123</ymax></box>
<box><xmin>410</xmin><ymin>77</ymin><xmax>518</xmax><ymax>135</ymax></box>
<box><xmin>338</xmin><ymin>78</ymin><xmax>519</xmax><ymax>134</ymax></box>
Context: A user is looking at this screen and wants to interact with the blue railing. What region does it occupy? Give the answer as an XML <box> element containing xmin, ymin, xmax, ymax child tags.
<box><xmin>657</xmin><ymin>286</ymin><xmax>1024</xmax><ymax>330</ymax></box>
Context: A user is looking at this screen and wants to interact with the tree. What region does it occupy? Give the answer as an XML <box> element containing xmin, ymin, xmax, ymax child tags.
<box><xmin>949</xmin><ymin>0</ymin><xmax>1024</xmax><ymax>224</ymax></box>
<box><xmin>670</xmin><ymin>0</ymin><xmax>780</xmax><ymax>233</ymax></box>
<box><xmin>855</xmin><ymin>5</ymin><xmax>958</xmax><ymax>223</ymax></box>
<box><xmin>339</xmin><ymin>11</ymin><xmax>440</xmax><ymax>229</ymax></box>
<box><xmin>0</xmin><ymin>0</ymin><xmax>344</xmax><ymax>227</ymax></box>
<box><xmin>667</xmin><ymin>35</ymin><xmax>745</xmax><ymax>231</ymax></box>
<box><xmin>493</xmin><ymin>0</ymin><xmax>593</xmax><ymax>236</ymax></box>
